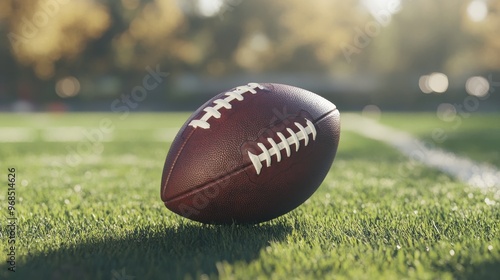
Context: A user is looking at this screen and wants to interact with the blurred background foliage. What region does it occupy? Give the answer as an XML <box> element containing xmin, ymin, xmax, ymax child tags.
<box><xmin>0</xmin><ymin>0</ymin><xmax>499</xmax><ymax>110</ymax></box>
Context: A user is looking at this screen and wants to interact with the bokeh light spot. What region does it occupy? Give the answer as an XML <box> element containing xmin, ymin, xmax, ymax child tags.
<box><xmin>428</xmin><ymin>72</ymin><xmax>449</xmax><ymax>93</ymax></box>
<box><xmin>419</xmin><ymin>75</ymin><xmax>432</xmax><ymax>94</ymax></box>
<box><xmin>466</xmin><ymin>76</ymin><xmax>489</xmax><ymax>97</ymax></box>
<box><xmin>55</xmin><ymin>76</ymin><xmax>81</xmax><ymax>98</ymax></box>
<box><xmin>467</xmin><ymin>0</ymin><xmax>488</xmax><ymax>22</ymax></box>
<box><xmin>436</xmin><ymin>103</ymin><xmax>457</xmax><ymax>122</ymax></box>
<box><xmin>197</xmin><ymin>0</ymin><xmax>224</xmax><ymax>17</ymax></box>
<box><xmin>362</xmin><ymin>105</ymin><xmax>382</xmax><ymax>120</ymax></box>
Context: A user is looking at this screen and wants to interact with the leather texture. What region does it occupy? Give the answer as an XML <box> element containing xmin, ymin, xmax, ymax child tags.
<box><xmin>161</xmin><ymin>83</ymin><xmax>340</xmax><ymax>224</ymax></box>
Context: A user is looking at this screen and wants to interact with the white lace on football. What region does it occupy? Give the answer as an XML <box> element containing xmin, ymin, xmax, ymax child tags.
<box><xmin>188</xmin><ymin>83</ymin><xmax>264</xmax><ymax>129</ymax></box>
<box><xmin>248</xmin><ymin>118</ymin><xmax>317</xmax><ymax>175</ymax></box>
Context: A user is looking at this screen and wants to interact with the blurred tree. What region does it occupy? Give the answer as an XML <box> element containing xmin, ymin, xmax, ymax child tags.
<box><xmin>271</xmin><ymin>0</ymin><xmax>367</xmax><ymax>71</ymax></box>
<box><xmin>1</xmin><ymin>0</ymin><xmax>500</xmax><ymax>103</ymax></box>
<box><xmin>363</xmin><ymin>0</ymin><xmax>478</xmax><ymax>76</ymax></box>
<box><xmin>111</xmin><ymin>0</ymin><xmax>185</xmax><ymax>70</ymax></box>
<box><xmin>169</xmin><ymin>0</ymin><xmax>369</xmax><ymax>74</ymax></box>
<box><xmin>462</xmin><ymin>0</ymin><xmax>500</xmax><ymax>71</ymax></box>
<box><xmin>6</xmin><ymin>0</ymin><xmax>110</xmax><ymax>79</ymax></box>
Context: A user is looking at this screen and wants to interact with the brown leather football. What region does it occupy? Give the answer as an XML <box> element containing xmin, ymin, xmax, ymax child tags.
<box><xmin>161</xmin><ymin>83</ymin><xmax>340</xmax><ymax>224</ymax></box>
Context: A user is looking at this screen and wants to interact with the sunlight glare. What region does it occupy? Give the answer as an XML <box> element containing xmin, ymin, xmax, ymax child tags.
<box><xmin>198</xmin><ymin>0</ymin><xmax>224</xmax><ymax>17</ymax></box>
<box><xmin>362</xmin><ymin>0</ymin><xmax>401</xmax><ymax>19</ymax></box>
<box><xmin>467</xmin><ymin>0</ymin><xmax>488</xmax><ymax>22</ymax></box>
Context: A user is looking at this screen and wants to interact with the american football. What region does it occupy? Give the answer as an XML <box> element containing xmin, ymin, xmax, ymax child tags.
<box><xmin>161</xmin><ymin>83</ymin><xmax>341</xmax><ymax>224</ymax></box>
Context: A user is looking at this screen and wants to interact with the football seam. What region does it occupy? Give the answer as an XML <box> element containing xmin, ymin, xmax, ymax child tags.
<box><xmin>247</xmin><ymin>118</ymin><xmax>317</xmax><ymax>175</ymax></box>
<box><xmin>161</xmin><ymin>128</ymin><xmax>196</xmax><ymax>200</ymax></box>
<box><xmin>163</xmin><ymin>163</ymin><xmax>254</xmax><ymax>204</ymax></box>
<box><xmin>162</xmin><ymin>108</ymin><xmax>338</xmax><ymax>204</ymax></box>
<box><xmin>161</xmin><ymin>84</ymin><xmax>265</xmax><ymax>200</ymax></box>
<box><xmin>187</xmin><ymin>83</ymin><xmax>264</xmax><ymax>129</ymax></box>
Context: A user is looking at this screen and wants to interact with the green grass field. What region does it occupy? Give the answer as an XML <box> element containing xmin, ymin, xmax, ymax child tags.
<box><xmin>0</xmin><ymin>113</ymin><xmax>498</xmax><ymax>280</ymax></box>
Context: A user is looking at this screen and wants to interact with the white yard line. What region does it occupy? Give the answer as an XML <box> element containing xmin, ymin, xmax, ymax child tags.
<box><xmin>343</xmin><ymin>114</ymin><xmax>500</xmax><ymax>188</ymax></box>
<box><xmin>41</xmin><ymin>127</ymin><xmax>114</xmax><ymax>142</ymax></box>
<box><xmin>0</xmin><ymin>128</ymin><xmax>36</xmax><ymax>142</ymax></box>
<box><xmin>0</xmin><ymin>127</ymin><xmax>179</xmax><ymax>142</ymax></box>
